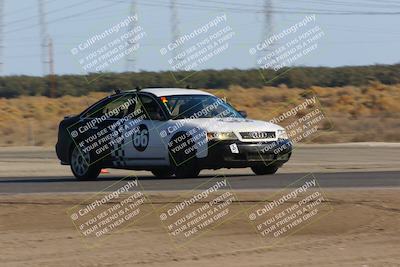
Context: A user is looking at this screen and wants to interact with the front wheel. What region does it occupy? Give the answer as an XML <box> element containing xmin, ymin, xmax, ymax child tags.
<box><xmin>151</xmin><ymin>168</ymin><xmax>175</xmax><ymax>178</ymax></box>
<box><xmin>169</xmin><ymin>132</ymin><xmax>200</xmax><ymax>179</ymax></box>
<box><xmin>70</xmin><ymin>146</ymin><xmax>101</xmax><ymax>181</ymax></box>
<box><xmin>174</xmin><ymin>164</ymin><xmax>200</xmax><ymax>179</ymax></box>
<box><xmin>251</xmin><ymin>165</ymin><xmax>279</xmax><ymax>175</ymax></box>
<box><xmin>172</xmin><ymin>151</ymin><xmax>200</xmax><ymax>178</ymax></box>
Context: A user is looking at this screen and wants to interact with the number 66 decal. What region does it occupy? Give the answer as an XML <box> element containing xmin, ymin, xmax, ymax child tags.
<box><xmin>133</xmin><ymin>124</ymin><xmax>149</xmax><ymax>151</ymax></box>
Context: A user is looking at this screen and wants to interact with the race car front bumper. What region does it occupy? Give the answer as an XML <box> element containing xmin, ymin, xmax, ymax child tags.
<box><xmin>197</xmin><ymin>139</ymin><xmax>293</xmax><ymax>169</ymax></box>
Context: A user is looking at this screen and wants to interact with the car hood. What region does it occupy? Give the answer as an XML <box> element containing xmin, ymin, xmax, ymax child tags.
<box><xmin>180</xmin><ymin>117</ymin><xmax>284</xmax><ymax>132</ymax></box>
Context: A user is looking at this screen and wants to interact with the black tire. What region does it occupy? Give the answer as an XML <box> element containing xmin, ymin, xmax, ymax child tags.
<box><xmin>172</xmin><ymin>150</ymin><xmax>200</xmax><ymax>178</ymax></box>
<box><xmin>70</xmin><ymin>146</ymin><xmax>101</xmax><ymax>181</ymax></box>
<box><xmin>174</xmin><ymin>162</ymin><xmax>200</xmax><ymax>178</ymax></box>
<box><xmin>169</xmin><ymin>132</ymin><xmax>200</xmax><ymax>179</ymax></box>
<box><xmin>151</xmin><ymin>168</ymin><xmax>175</xmax><ymax>178</ymax></box>
<box><xmin>251</xmin><ymin>165</ymin><xmax>279</xmax><ymax>175</ymax></box>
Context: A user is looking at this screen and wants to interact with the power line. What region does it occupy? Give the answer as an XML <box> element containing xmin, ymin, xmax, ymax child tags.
<box><xmin>47</xmin><ymin>37</ymin><xmax>57</xmax><ymax>97</ymax></box>
<box><xmin>5</xmin><ymin>0</ymin><xmax>400</xmax><ymax>35</ymax></box>
<box><xmin>259</xmin><ymin>0</ymin><xmax>275</xmax><ymax>67</ymax></box>
<box><xmin>38</xmin><ymin>0</ymin><xmax>49</xmax><ymax>76</ymax></box>
<box><xmin>6</xmin><ymin>0</ymin><xmax>59</xmax><ymax>17</ymax></box>
<box><xmin>0</xmin><ymin>0</ymin><xmax>4</xmax><ymax>74</ymax></box>
<box><xmin>5</xmin><ymin>0</ymin><xmax>97</xmax><ymax>27</ymax></box>
<box><xmin>2</xmin><ymin>0</ymin><xmax>400</xmax><ymax>76</ymax></box>
<box><xmin>170</xmin><ymin>0</ymin><xmax>182</xmax><ymax>69</ymax></box>
<box><xmin>4</xmin><ymin>1</ymin><xmax>126</xmax><ymax>34</ymax></box>
<box><xmin>125</xmin><ymin>0</ymin><xmax>138</xmax><ymax>72</ymax></box>
<box><xmin>122</xmin><ymin>0</ymin><xmax>400</xmax><ymax>15</ymax></box>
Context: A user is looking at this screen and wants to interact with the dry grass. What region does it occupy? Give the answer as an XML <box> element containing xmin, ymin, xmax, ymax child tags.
<box><xmin>0</xmin><ymin>83</ymin><xmax>399</xmax><ymax>146</ymax></box>
<box><xmin>0</xmin><ymin>93</ymin><xmax>107</xmax><ymax>146</ymax></box>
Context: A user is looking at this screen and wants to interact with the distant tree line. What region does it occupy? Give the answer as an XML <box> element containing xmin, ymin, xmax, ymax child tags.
<box><xmin>0</xmin><ymin>64</ymin><xmax>399</xmax><ymax>98</ymax></box>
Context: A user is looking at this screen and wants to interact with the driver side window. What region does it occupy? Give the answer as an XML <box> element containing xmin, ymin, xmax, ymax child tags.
<box><xmin>137</xmin><ymin>95</ymin><xmax>165</xmax><ymax>120</ymax></box>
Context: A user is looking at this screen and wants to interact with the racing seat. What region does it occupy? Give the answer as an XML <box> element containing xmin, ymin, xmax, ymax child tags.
<box><xmin>145</xmin><ymin>102</ymin><xmax>163</xmax><ymax>120</ymax></box>
<box><xmin>178</xmin><ymin>100</ymin><xmax>203</xmax><ymax>118</ymax></box>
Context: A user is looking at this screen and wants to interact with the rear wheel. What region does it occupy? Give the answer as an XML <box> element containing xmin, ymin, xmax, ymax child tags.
<box><xmin>251</xmin><ymin>165</ymin><xmax>279</xmax><ymax>175</ymax></box>
<box><xmin>70</xmin><ymin>146</ymin><xmax>101</xmax><ymax>181</ymax></box>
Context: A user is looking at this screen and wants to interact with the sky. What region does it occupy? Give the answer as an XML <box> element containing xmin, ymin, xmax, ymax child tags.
<box><xmin>1</xmin><ymin>0</ymin><xmax>400</xmax><ymax>76</ymax></box>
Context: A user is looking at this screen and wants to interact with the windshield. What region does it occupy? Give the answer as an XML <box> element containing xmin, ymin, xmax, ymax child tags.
<box><xmin>161</xmin><ymin>95</ymin><xmax>243</xmax><ymax>119</ymax></box>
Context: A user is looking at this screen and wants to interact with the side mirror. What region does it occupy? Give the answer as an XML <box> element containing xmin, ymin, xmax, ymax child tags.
<box><xmin>238</xmin><ymin>110</ymin><xmax>247</xmax><ymax>118</ymax></box>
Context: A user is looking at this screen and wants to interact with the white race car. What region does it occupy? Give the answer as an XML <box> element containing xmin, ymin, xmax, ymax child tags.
<box><xmin>56</xmin><ymin>88</ymin><xmax>292</xmax><ymax>180</ymax></box>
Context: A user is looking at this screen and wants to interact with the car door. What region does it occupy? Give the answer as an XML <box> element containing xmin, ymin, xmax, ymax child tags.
<box><xmin>120</xmin><ymin>93</ymin><xmax>170</xmax><ymax>167</ymax></box>
<box><xmin>70</xmin><ymin>93</ymin><xmax>136</xmax><ymax>166</ymax></box>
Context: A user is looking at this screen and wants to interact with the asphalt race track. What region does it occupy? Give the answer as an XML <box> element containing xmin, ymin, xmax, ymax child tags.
<box><xmin>0</xmin><ymin>171</ymin><xmax>399</xmax><ymax>194</ymax></box>
<box><xmin>1</xmin><ymin>145</ymin><xmax>399</xmax><ymax>193</ymax></box>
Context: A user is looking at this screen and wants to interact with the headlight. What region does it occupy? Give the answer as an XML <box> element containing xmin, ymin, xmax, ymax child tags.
<box><xmin>207</xmin><ymin>132</ymin><xmax>237</xmax><ymax>141</ymax></box>
<box><xmin>277</xmin><ymin>129</ymin><xmax>288</xmax><ymax>140</ymax></box>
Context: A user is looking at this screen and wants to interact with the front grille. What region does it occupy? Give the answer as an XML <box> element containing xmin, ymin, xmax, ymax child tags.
<box><xmin>247</xmin><ymin>152</ymin><xmax>265</xmax><ymax>161</ymax></box>
<box><xmin>224</xmin><ymin>152</ymin><xmax>275</xmax><ymax>161</ymax></box>
<box><xmin>240</xmin><ymin>131</ymin><xmax>276</xmax><ymax>140</ymax></box>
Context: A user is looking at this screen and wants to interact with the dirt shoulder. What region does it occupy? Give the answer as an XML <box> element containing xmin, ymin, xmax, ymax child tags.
<box><xmin>1</xmin><ymin>189</ymin><xmax>399</xmax><ymax>266</ymax></box>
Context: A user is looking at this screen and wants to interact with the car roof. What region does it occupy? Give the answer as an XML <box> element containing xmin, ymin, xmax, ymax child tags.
<box><xmin>138</xmin><ymin>88</ymin><xmax>214</xmax><ymax>97</ymax></box>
